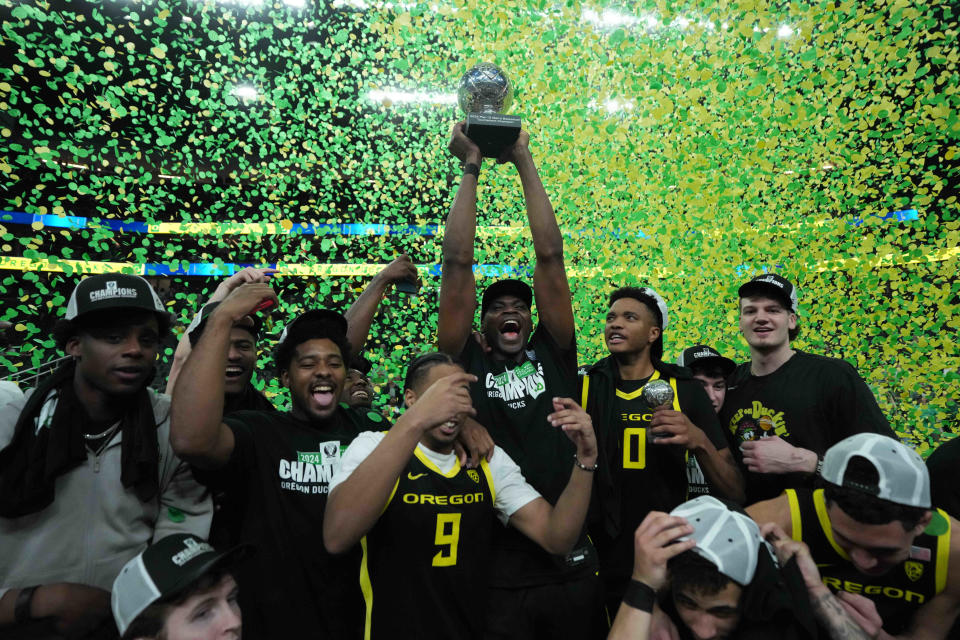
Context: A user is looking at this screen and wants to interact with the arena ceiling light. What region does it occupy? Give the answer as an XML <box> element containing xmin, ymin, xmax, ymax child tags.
<box><xmin>230</xmin><ymin>84</ymin><xmax>259</xmax><ymax>101</ymax></box>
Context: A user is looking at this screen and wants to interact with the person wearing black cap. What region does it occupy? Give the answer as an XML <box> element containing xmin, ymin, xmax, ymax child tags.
<box><xmin>720</xmin><ymin>273</ymin><xmax>895</xmax><ymax>504</ymax></box>
<box><xmin>0</xmin><ymin>274</ymin><xmax>212</xmax><ymax>639</ymax></box>
<box><xmin>580</xmin><ymin>287</ymin><xmax>743</xmax><ymax>620</ymax></box>
<box><xmin>169</xmin><ymin>282</ymin><xmax>383</xmax><ymax>639</ymax></box>
<box><xmin>677</xmin><ymin>345</ymin><xmax>738</xmax><ymax>498</ymax></box>
<box><xmin>748</xmin><ymin>433</ymin><xmax>960</xmax><ymax>638</ymax></box>
<box><xmin>438</xmin><ymin>124</ymin><xmax>603</xmax><ymax>637</ymax></box>
<box><xmin>111</xmin><ymin>534</ymin><xmax>248</xmax><ymax>640</ymax></box>
<box><xmin>341</xmin><ymin>354</ymin><xmax>375</xmax><ymax>409</ymax></box>
<box><xmin>166</xmin><ymin>266</ymin><xmax>277</xmax><ymax>413</ymax></box>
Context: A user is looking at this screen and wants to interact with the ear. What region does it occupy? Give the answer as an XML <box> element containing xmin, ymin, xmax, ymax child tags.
<box><xmin>914</xmin><ymin>510</ymin><xmax>934</xmax><ymax>535</ymax></box>
<box><xmin>65</xmin><ymin>335</ymin><xmax>82</xmax><ymax>358</ymax></box>
<box><xmin>280</xmin><ymin>369</ymin><xmax>290</xmax><ymax>388</ymax></box>
<box><xmin>787</xmin><ymin>313</ymin><xmax>797</xmax><ymax>330</ymax></box>
<box><xmin>649</xmin><ymin>325</ymin><xmax>662</xmax><ymax>342</ymax></box>
<box><xmin>404</xmin><ymin>388</ymin><xmax>417</xmax><ymax>409</ymax></box>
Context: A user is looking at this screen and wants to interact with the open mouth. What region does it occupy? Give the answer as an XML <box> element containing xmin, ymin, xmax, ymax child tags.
<box><xmin>310</xmin><ymin>382</ymin><xmax>336</xmax><ymax>407</ymax></box>
<box><xmin>351</xmin><ymin>388</ymin><xmax>370</xmax><ymax>400</ymax></box>
<box><xmin>607</xmin><ymin>332</ymin><xmax>626</xmax><ymax>345</ymax></box>
<box><xmin>439</xmin><ymin>419</ymin><xmax>458</xmax><ymax>436</ymax></box>
<box><xmin>225</xmin><ymin>366</ymin><xmax>245</xmax><ymax>379</ymax></box>
<box><xmin>499</xmin><ymin>319</ymin><xmax>521</xmax><ymax>341</ymax></box>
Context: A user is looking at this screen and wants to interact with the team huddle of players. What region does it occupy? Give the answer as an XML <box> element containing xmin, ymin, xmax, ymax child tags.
<box><xmin>1</xmin><ymin>126</ymin><xmax>959</xmax><ymax>640</ymax></box>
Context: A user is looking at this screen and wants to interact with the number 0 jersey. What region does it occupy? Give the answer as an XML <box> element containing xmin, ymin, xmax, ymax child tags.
<box><xmin>786</xmin><ymin>488</ymin><xmax>952</xmax><ymax>634</ymax></box>
<box><xmin>360</xmin><ymin>447</ymin><xmax>497</xmax><ymax>640</ymax></box>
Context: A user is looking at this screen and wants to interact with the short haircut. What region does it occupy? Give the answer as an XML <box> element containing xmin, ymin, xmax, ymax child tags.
<box><xmin>403</xmin><ymin>352</ymin><xmax>462</xmax><ymax>393</ymax></box>
<box><xmin>609</xmin><ymin>287</ymin><xmax>662</xmax><ymax>327</ymax></box>
<box><xmin>274</xmin><ymin>319</ymin><xmax>351</xmax><ymax>374</ymax></box>
<box><xmin>822</xmin><ymin>455</ymin><xmax>928</xmax><ymax>530</ymax></box>
<box><xmin>120</xmin><ymin>567</ymin><xmax>233</xmax><ymax>640</ymax></box>
<box><xmin>52</xmin><ymin>308</ymin><xmax>172</xmax><ymax>350</ymax></box>
<box><xmin>668</xmin><ymin>549</ymin><xmax>734</xmax><ymax>598</ymax></box>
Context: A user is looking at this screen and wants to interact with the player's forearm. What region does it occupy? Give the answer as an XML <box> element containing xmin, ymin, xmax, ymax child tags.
<box><xmin>514</xmin><ymin>152</ymin><xmax>563</xmax><ymax>261</ymax></box>
<box><xmin>542</xmin><ymin>465</ymin><xmax>594</xmax><ymax>554</ymax></box>
<box><xmin>607</xmin><ymin>600</ymin><xmax>652</xmax><ymax>640</ymax></box>
<box><xmin>344</xmin><ymin>272</ymin><xmax>390</xmax><ymax>353</ymax></box>
<box><xmin>442</xmin><ymin>175</ymin><xmax>479</xmax><ymax>266</ymax></box>
<box><xmin>324</xmin><ymin>422</ymin><xmax>424</xmax><ymax>554</ymax></box>
<box><xmin>693</xmin><ymin>446</ymin><xmax>745</xmax><ymax>504</ymax></box>
<box><xmin>169</xmin><ymin>316</ymin><xmax>230</xmax><ymax>460</ymax></box>
<box><xmin>164</xmin><ymin>332</ymin><xmax>192</xmax><ymax>395</ymax></box>
<box><xmin>809</xmin><ymin>588</ymin><xmax>873</xmax><ymax>640</ymax></box>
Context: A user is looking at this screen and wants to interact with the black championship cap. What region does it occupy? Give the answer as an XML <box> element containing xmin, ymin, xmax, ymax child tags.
<box><xmin>737</xmin><ymin>273</ymin><xmax>799</xmax><ymax>313</ymax></box>
<box><xmin>677</xmin><ymin>345</ymin><xmax>736</xmax><ymax>378</ymax></box>
<box><xmin>65</xmin><ymin>274</ymin><xmax>166</xmax><ymax>321</ymax></box>
<box><xmin>276</xmin><ymin>309</ymin><xmax>348</xmax><ymax>349</ymax></box>
<box><xmin>111</xmin><ymin>534</ymin><xmax>250</xmax><ymax>636</ymax></box>
<box><xmin>480</xmin><ymin>279</ymin><xmax>533</xmax><ymax>318</ymax></box>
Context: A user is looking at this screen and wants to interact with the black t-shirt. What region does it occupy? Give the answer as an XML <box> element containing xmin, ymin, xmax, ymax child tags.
<box><xmin>592</xmin><ymin>373</ymin><xmax>726</xmax><ymax>585</ymax></box>
<box><xmin>200</xmin><ymin>406</ymin><xmax>385</xmax><ymax>639</ymax></box>
<box><xmin>720</xmin><ymin>350</ymin><xmax>894</xmax><ymax>503</ymax></box>
<box><xmin>460</xmin><ymin>326</ymin><xmax>594</xmax><ymax>586</ymax></box>
<box><xmin>927</xmin><ymin>437</ymin><xmax>960</xmax><ymax>520</ymax></box>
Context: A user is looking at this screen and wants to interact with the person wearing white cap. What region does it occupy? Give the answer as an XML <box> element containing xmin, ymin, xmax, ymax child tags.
<box><xmin>608</xmin><ymin>496</ymin><xmax>817</xmax><ymax>640</ymax></box>
<box><xmin>580</xmin><ymin>287</ymin><xmax>744</xmax><ymax>618</ymax></box>
<box><xmin>0</xmin><ymin>274</ymin><xmax>212</xmax><ymax>639</ymax></box>
<box><xmin>748</xmin><ymin>433</ymin><xmax>960</xmax><ymax>638</ymax></box>
<box><xmin>111</xmin><ymin>534</ymin><xmax>247</xmax><ymax>640</ymax></box>
<box><xmin>720</xmin><ymin>273</ymin><xmax>895</xmax><ymax>504</ymax></box>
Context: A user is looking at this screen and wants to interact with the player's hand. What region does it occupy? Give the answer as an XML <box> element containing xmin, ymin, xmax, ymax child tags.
<box><xmin>761</xmin><ymin>523</ymin><xmax>826</xmax><ymax>595</ymax></box>
<box><xmin>649</xmin><ymin>408</ymin><xmax>705</xmax><ymax>450</ymax></box>
<box><xmin>212</xmin><ymin>266</ymin><xmax>277</xmax><ymax>301</ymax></box>
<box><xmin>377</xmin><ymin>254</ymin><xmax>419</xmax><ymax>291</ymax></box>
<box><xmin>548</xmin><ymin>398</ymin><xmax>597</xmax><ymax>467</ymax></box>
<box><xmin>740</xmin><ymin>436</ymin><xmax>817</xmax><ymax>474</ymax></box>
<box><xmin>455</xmin><ymin>416</ymin><xmax>495</xmax><ymax>469</ymax></box>
<box><xmin>631</xmin><ymin>512</ymin><xmax>696</xmax><ymax>592</ymax></box>
<box><xmin>836</xmin><ymin>592</ymin><xmax>884</xmax><ymax>639</ymax></box>
<box><xmin>407</xmin><ymin>371</ymin><xmax>477</xmax><ymax>432</ymax></box>
<box><xmin>497</xmin><ymin>129</ymin><xmax>531</xmax><ymax>165</ymax></box>
<box><xmin>213</xmin><ymin>282</ymin><xmax>278</xmax><ymax>324</ymax></box>
<box><xmin>32</xmin><ymin>582</ymin><xmax>112</xmax><ymax>638</ymax></box>
<box><xmin>448</xmin><ymin>122</ymin><xmax>482</xmax><ymax>166</ymax></box>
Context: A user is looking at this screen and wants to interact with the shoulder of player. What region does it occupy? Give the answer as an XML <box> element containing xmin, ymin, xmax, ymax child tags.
<box><xmin>791</xmin><ymin>350</ymin><xmax>860</xmax><ymax>375</ymax></box>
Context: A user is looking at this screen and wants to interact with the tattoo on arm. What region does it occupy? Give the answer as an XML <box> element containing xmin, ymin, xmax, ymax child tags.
<box><xmin>811</xmin><ymin>590</ymin><xmax>872</xmax><ymax>640</ymax></box>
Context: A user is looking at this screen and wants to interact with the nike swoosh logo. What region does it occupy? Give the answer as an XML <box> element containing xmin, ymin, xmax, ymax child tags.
<box><xmin>407</xmin><ymin>472</ymin><xmax>426</xmax><ymax>480</ymax></box>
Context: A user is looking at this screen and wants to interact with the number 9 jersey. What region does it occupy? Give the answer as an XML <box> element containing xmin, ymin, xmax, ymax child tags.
<box><xmin>360</xmin><ymin>445</ymin><xmax>496</xmax><ymax>640</ymax></box>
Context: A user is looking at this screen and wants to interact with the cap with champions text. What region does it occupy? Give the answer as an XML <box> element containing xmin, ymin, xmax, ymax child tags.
<box><xmin>111</xmin><ymin>534</ymin><xmax>250</xmax><ymax>636</ymax></box>
<box><xmin>186</xmin><ymin>300</ymin><xmax>262</xmax><ymax>347</ymax></box>
<box><xmin>670</xmin><ymin>496</ymin><xmax>771</xmax><ymax>586</ymax></box>
<box><xmin>821</xmin><ymin>433</ymin><xmax>930</xmax><ymax>509</ymax></box>
<box><xmin>66</xmin><ymin>274</ymin><xmax>166</xmax><ymax>321</ymax></box>
<box><xmin>677</xmin><ymin>345</ymin><xmax>736</xmax><ymax>378</ymax></box>
<box><xmin>737</xmin><ymin>273</ymin><xmax>799</xmax><ymax>314</ymax></box>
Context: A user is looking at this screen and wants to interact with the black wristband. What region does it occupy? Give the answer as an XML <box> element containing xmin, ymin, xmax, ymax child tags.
<box><xmin>462</xmin><ymin>162</ymin><xmax>480</xmax><ymax>178</ymax></box>
<box><xmin>622</xmin><ymin>579</ymin><xmax>656</xmax><ymax>613</ymax></box>
<box><xmin>14</xmin><ymin>586</ymin><xmax>37</xmax><ymax>623</ymax></box>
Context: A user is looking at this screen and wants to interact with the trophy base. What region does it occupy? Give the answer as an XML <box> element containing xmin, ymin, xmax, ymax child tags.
<box><xmin>465</xmin><ymin>113</ymin><xmax>521</xmax><ymax>158</ymax></box>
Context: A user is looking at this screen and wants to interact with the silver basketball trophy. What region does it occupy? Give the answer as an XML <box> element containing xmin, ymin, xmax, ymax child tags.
<box><xmin>642</xmin><ymin>380</ymin><xmax>674</xmax><ymax>442</ymax></box>
<box><xmin>458</xmin><ymin>63</ymin><xmax>521</xmax><ymax>158</ymax></box>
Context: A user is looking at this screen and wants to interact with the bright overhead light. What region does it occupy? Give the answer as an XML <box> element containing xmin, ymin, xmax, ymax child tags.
<box><xmin>822</xmin><ymin>163</ymin><xmax>835</xmax><ymax>169</ymax></box>
<box><xmin>231</xmin><ymin>85</ymin><xmax>259</xmax><ymax>101</ymax></box>
<box><xmin>777</xmin><ymin>24</ymin><xmax>793</xmax><ymax>38</ymax></box>
<box><xmin>365</xmin><ymin>89</ymin><xmax>456</xmax><ymax>106</ymax></box>
<box><xmin>282</xmin><ymin>0</ymin><xmax>307</xmax><ymax>6</ymax></box>
<box><xmin>672</xmin><ymin>15</ymin><xmax>691</xmax><ymax>29</ymax></box>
